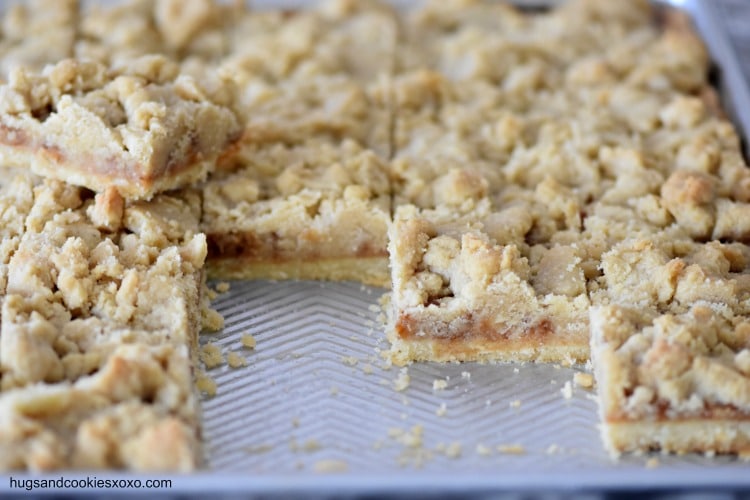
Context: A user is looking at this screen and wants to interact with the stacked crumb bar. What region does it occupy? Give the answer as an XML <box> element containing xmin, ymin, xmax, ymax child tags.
<box><xmin>0</xmin><ymin>0</ymin><xmax>748</xmax><ymax>470</ymax></box>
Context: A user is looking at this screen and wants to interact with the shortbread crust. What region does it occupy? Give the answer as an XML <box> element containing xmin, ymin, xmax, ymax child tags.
<box><xmin>0</xmin><ymin>56</ymin><xmax>241</xmax><ymax>199</ymax></box>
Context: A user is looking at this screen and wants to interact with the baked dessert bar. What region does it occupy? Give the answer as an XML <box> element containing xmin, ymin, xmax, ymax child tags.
<box><xmin>388</xmin><ymin>200</ymin><xmax>590</xmax><ymax>364</ymax></box>
<box><xmin>0</xmin><ymin>180</ymin><xmax>207</xmax><ymax>470</ymax></box>
<box><xmin>0</xmin><ymin>56</ymin><xmax>241</xmax><ymax>199</ymax></box>
<box><xmin>591</xmin><ymin>304</ymin><xmax>750</xmax><ymax>456</ymax></box>
<box><xmin>203</xmin><ymin>139</ymin><xmax>391</xmax><ymax>286</ymax></box>
<box><xmin>223</xmin><ymin>73</ymin><xmax>391</xmax><ymax>159</ymax></box>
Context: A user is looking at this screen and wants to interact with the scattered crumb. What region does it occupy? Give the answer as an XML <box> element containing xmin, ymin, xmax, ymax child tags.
<box><xmin>561</xmin><ymin>381</ymin><xmax>573</xmax><ymax>399</ymax></box>
<box><xmin>432</xmin><ymin>379</ymin><xmax>448</xmax><ymax>391</ymax></box>
<box><xmin>206</xmin><ymin>288</ymin><xmax>218</xmax><ymax>300</ymax></box>
<box><xmin>291</xmin><ymin>418</ymin><xmax>300</xmax><ymax>428</ymax></box>
<box><xmin>444</xmin><ymin>442</ymin><xmax>462</xmax><ymax>459</ymax></box>
<box><xmin>201</xmin><ymin>307</ymin><xmax>224</xmax><ymax>332</ymax></box>
<box><xmin>513</xmin><ymin>367</ymin><xmax>520</xmax><ymax>374</ymax></box>
<box><xmin>341</xmin><ymin>356</ymin><xmax>359</xmax><ymax>366</ymax></box>
<box><xmin>200</xmin><ymin>343</ymin><xmax>224</xmax><ymax>369</ymax></box>
<box><xmin>646</xmin><ymin>457</ymin><xmax>660</xmax><ymax>469</ymax></box>
<box><xmin>372</xmin><ymin>440</ymin><xmax>384</xmax><ymax>451</ymax></box>
<box><xmin>303</xmin><ymin>439</ymin><xmax>322</xmax><ymax>452</ymax></box>
<box><xmin>393</xmin><ymin>367</ymin><xmax>410</xmax><ymax>392</ymax></box>
<box><xmin>485</xmin><ymin>399</ymin><xmax>492</xmax><ymax>407</ymax></box>
<box><xmin>546</xmin><ymin>444</ymin><xmax>560</xmax><ymax>455</ymax></box>
<box><xmin>704</xmin><ymin>450</ymin><xmax>716</xmax><ymax>459</ymax></box>
<box><xmin>368</xmin><ymin>304</ymin><xmax>380</xmax><ymax>313</ymax></box>
<box><xmin>361</xmin><ymin>363</ymin><xmax>374</xmax><ymax>375</ymax></box>
<box><xmin>330</xmin><ymin>386</ymin><xmax>339</xmax><ymax>396</ymax></box>
<box><xmin>243</xmin><ymin>444</ymin><xmax>273</xmax><ymax>454</ymax></box>
<box><xmin>461</xmin><ymin>371</ymin><xmax>471</xmax><ymax>380</ymax></box>
<box><xmin>313</xmin><ymin>459</ymin><xmax>348</xmax><ymax>474</ymax></box>
<box><xmin>510</xmin><ymin>399</ymin><xmax>522</xmax><ymax>408</ymax></box>
<box><xmin>215</xmin><ymin>282</ymin><xmax>231</xmax><ymax>293</ymax></box>
<box><xmin>573</xmin><ymin>372</ymin><xmax>594</xmax><ymax>389</ymax></box>
<box><xmin>436</xmin><ymin>403</ymin><xmax>447</xmax><ymax>417</ymax></box>
<box><xmin>288</xmin><ymin>438</ymin><xmax>299</xmax><ymax>452</ymax></box>
<box><xmin>497</xmin><ymin>444</ymin><xmax>525</xmax><ymax>455</ymax></box>
<box><xmin>241</xmin><ymin>334</ymin><xmax>257</xmax><ymax>349</ymax></box>
<box><xmin>196</xmin><ymin>372</ymin><xmax>217</xmax><ymax>397</ymax></box>
<box><xmin>227</xmin><ymin>351</ymin><xmax>247</xmax><ymax>368</ymax></box>
<box><xmin>476</xmin><ymin>443</ymin><xmax>492</xmax><ymax>456</ymax></box>
<box><xmin>388</xmin><ymin>425</ymin><xmax>423</xmax><ymax>448</ymax></box>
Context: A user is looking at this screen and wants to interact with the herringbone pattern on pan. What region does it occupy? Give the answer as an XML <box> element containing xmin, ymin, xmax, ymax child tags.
<box><xmin>201</xmin><ymin>281</ymin><xmax>749</xmax><ymax>474</ymax></box>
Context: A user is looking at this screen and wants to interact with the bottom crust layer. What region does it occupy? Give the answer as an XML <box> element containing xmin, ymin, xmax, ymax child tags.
<box><xmin>602</xmin><ymin>419</ymin><xmax>750</xmax><ymax>457</ymax></box>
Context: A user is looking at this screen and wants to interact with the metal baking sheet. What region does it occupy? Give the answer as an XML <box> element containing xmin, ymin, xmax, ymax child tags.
<box><xmin>195</xmin><ymin>0</ymin><xmax>750</xmax><ymax>490</ymax></box>
<box><xmin>2</xmin><ymin>0</ymin><xmax>750</xmax><ymax>495</ymax></box>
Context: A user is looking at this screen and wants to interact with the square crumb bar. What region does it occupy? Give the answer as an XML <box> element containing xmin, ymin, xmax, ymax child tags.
<box><xmin>203</xmin><ymin>139</ymin><xmax>391</xmax><ymax>287</ymax></box>
<box><xmin>0</xmin><ymin>56</ymin><xmax>241</xmax><ymax>199</ymax></box>
<box><xmin>221</xmin><ymin>73</ymin><xmax>391</xmax><ymax>159</ymax></box>
<box><xmin>0</xmin><ymin>180</ymin><xmax>207</xmax><ymax>470</ymax></box>
<box><xmin>591</xmin><ymin>304</ymin><xmax>750</xmax><ymax>456</ymax></box>
<box><xmin>388</xmin><ymin>200</ymin><xmax>591</xmax><ymax>365</ymax></box>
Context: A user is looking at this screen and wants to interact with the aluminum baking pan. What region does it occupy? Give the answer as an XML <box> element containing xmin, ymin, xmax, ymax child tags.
<box><xmin>1</xmin><ymin>0</ymin><xmax>750</xmax><ymax>495</ymax></box>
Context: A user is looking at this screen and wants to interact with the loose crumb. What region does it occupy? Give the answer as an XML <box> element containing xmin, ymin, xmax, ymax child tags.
<box><xmin>573</xmin><ymin>372</ymin><xmax>594</xmax><ymax>389</ymax></box>
<box><xmin>200</xmin><ymin>343</ymin><xmax>224</xmax><ymax>369</ymax></box>
<box><xmin>201</xmin><ymin>307</ymin><xmax>225</xmax><ymax>332</ymax></box>
<box><xmin>497</xmin><ymin>444</ymin><xmax>525</xmax><ymax>455</ymax></box>
<box><xmin>215</xmin><ymin>281</ymin><xmax>231</xmax><ymax>293</ymax></box>
<box><xmin>509</xmin><ymin>399</ymin><xmax>522</xmax><ymax>408</ymax></box>
<box><xmin>561</xmin><ymin>380</ymin><xmax>573</xmax><ymax>399</ymax></box>
<box><xmin>341</xmin><ymin>356</ymin><xmax>359</xmax><ymax>366</ymax></box>
<box><xmin>196</xmin><ymin>372</ymin><xmax>217</xmax><ymax>397</ymax></box>
<box><xmin>461</xmin><ymin>371</ymin><xmax>471</xmax><ymax>380</ymax></box>
<box><xmin>330</xmin><ymin>386</ymin><xmax>339</xmax><ymax>396</ymax></box>
<box><xmin>436</xmin><ymin>403</ymin><xmax>447</xmax><ymax>417</ymax></box>
<box><xmin>476</xmin><ymin>443</ymin><xmax>492</xmax><ymax>456</ymax></box>
<box><xmin>243</xmin><ymin>444</ymin><xmax>273</xmax><ymax>454</ymax></box>
<box><xmin>361</xmin><ymin>363</ymin><xmax>374</xmax><ymax>375</ymax></box>
<box><xmin>303</xmin><ymin>439</ymin><xmax>322</xmax><ymax>452</ymax></box>
<box><xmin>432</xmin><ymin>379</ymin><xmax>448</xmax><ymax>391</ymax></box>
<box><xmin>444</xmin><ymin>442</ymin><xmax>462</xmax><ymax>459</ymax></box>
<box><xmin>313</xmin><ymin>459</ymin><xmax>348</xmax><ymax>473</ymax></box>
<box><xmin>546</xmin><ymin>444</ymin><xmax>560</xmax><ymax>455</ymax></box>
<box><xmin>513</xmin><ymin>367</ymin><xmax>520</xmax><ymax>374</ymax></box>
<box><xmin>227</xmin><ymin>351</ymin><xmax>247</xmax><ymax>368</ymax></box>
<box><xmin>646</xmin><ymin>457</ymin><xmax>660</xmax><ymax>469</ymax></box>
<box><xmin>393</xmin><ymin>367</ymin><xmax>410</xmax><ymax>392</ymax></box>
<box><xmin>241</xmin><ymin>334</ymin><xmax>257</xmax><ymax>349</ymax></box>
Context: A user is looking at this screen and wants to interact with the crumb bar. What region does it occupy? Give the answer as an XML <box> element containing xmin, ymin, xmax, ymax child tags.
<box><xmin>220</xmin><ymin>73</ymin><xmax>391</xmax><ymax>159</ymax></box>
<box><xmin>0</xmin><ymin>180</ymin><xmax>207</xmax><ymax>470</ymax></box>
<box><xmin>591</xmin><ymin>304</ymin><xmax>750</xmax><ymax>456</ymax></box>
<box><xmin>387</xmin><ymin>200</ymin><xmax>590</xmax><ymax>364</ymax></box>
<box><xmin>0</xmin><ymin>56</ymin><xmax>241</xmax><ymax>199</ymax></box>
<box><xmin>203</xmin><ymin>139</ymin><xmax>391</xmax><ymax>286</ymax></box>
